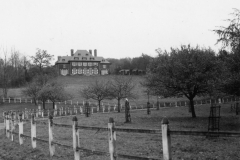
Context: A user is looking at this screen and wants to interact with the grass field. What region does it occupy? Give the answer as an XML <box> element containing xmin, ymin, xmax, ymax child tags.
<box><xmin>0</xmin><ymin>102</ymin><xmax>239</xmax><ymax>160</ymax></box>
<box><xmin>6</xmin><ymin>75</ymin><xmax>191</xmax><ymax>106</ymax></box>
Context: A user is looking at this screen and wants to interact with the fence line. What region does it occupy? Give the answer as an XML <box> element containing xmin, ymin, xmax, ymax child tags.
<box><xmin>2</xmin><ymin>103</ymin><xmax>159</xmax><ymax>123</ymax></box>
<box><xmin>3</xmin><ymin>110</ymin><xmax>240</xmax><ymax>160</ymax></box>
<box><xmin>2</xmin><ymin>96</ymin><xmax>240</xmax><ymax>109</ymax></box>
<box><xmin>3</xmin><ymin>111</ymin><xmax>162</xmax><ymax>160</ymax></box>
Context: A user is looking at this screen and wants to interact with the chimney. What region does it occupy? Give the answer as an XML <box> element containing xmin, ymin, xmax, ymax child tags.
<box><xmin>89</xmin><ymin>50</ymin><xmax>92</xmax><ymax>55</ymax></box>
<box><xmin>94</xmin><ymin>49</ymin><xmax>97</xmax><ymax>57</ymax></box>
<box><xmin>71</xmin><ymin>49</ymin><xmax>74</xmax><ymax>56</ymax></box>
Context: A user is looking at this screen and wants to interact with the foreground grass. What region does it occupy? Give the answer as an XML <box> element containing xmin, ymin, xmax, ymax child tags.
<box><xmin>0</xmin><ymin>103</ymin><xmax>240</xmax><ymax>159</ymax></box>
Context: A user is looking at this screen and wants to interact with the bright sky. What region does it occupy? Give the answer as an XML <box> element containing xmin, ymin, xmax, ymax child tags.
<box><xmin>0</xmin><ymin>0</ymin><xmax>239</xmax><ymax>61</ymax></box>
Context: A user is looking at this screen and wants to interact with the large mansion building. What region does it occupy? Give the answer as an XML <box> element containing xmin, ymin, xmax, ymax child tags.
<box><xmin>55</xmin><ymin>49</ymin><xmax>111</xmax><ymax>76</ymax></box>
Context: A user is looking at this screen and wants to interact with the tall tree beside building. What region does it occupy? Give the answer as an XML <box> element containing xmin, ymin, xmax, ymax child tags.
<box><xmin>31</xmin><ymin>48</ymin><xmax>53</xmax><ymax>73</ymax></box>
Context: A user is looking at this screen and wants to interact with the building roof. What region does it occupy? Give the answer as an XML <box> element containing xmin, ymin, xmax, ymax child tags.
<box><xmin>55</xmin><ymin>50</ymin><xmax>111</xmax><ymax>64</ymax></box>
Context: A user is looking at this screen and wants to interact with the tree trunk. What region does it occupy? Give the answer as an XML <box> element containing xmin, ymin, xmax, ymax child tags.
<box><xmin>98</xmin><ymin>100</ymin><xmax>101</xmax><ymax>111</ymax></box>
<box><xmin>34</xmin><ymin>98</ymin><xmax>37</xmax><ymax>106</ymax></box>
<box><xmin>117</xmin><ymin>99</ymin><xmax>121</xmax><ymax>113</ymax></box>
<box><xmin>125</xmin><ymin>101</ymin><xmax>131</xmax><ymax>123</ymax></box>
<box><xmin>189</xmin><ymin>98</ymin><xmax>196</xmax><ymax>118</ymax></box>
<box><xmin>42</xmin><ymin>101</ymin><xmax>46</xmax><ymax>110</ymax></box>
<box><xmin>53</xmin><ymin>102</ymin><xmax>55</xmax><ymax>109</ymax></box>
<box><xmin>3</xmin><ymin>87</ymin><xmax>7</xmax><ymax>98</ymax></box>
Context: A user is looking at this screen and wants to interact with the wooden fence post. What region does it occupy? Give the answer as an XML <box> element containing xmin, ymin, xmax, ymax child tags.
<box><xmin>72</xmin><ymin>116</ymin><xmax>80</xmax><ymax>160</ymax></box>
<box><xmin>3</xmin><ymin>112</ymin><xmax>6</xmax><ymax>134</ymax></box>
<box><xmin>31</xmin><ymin>114</ymin><xmax>36</xmax><ymax>149</ymax></box>
<box><xmin>19</xmin><ymin>113</ymin><xmax>23</xmax><ymax>145</ymax></box>
<box><xmin>11</xmin><ymin>112</ymin><xmax>15</xmax><ymax>141</ymax></box>
<box><xmin>108</xmin><ymin>117</ymin><xmax>116</xmax><ymax>160</ymax></box>
<box><xmin>80</xmin><ymin>106</ymin><xmax>83</xmax><ymax>114</ymax></box>
<box><xmin>49</xmin><ymin>115</ymin><xmax>55</xmax><ymax>156</ymax></box>
<box><xmin>161</xmin><ymin>118</ymin><xmax>171</xmax><ymax>160</ymax></box>
<box><xmin>54</xmin><ymin>105</ymin><xmax>58</xmax><ymax>116</ymax></box>
<box><xmin>6</xmin><ymin>113</ymin><xmax>10</xmax><ymax>138</ymax></box>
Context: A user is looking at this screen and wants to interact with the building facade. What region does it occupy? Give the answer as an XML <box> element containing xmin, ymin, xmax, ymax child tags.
<box><xmin>55</xmin><ymin>49</ymin><xmax>111</xmax><ymax>76</ymax></box>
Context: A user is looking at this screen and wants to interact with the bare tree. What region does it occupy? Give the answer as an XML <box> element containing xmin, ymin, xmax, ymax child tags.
<box><xmin>22</xmin><ymin>81</ymin><xmax>41</xmax><ymax>105</ymax></box>
<box><xmin>31</xmin><ymin>49</ymin><xmax>53</xmax><ymax>72</ymax></box>
<box><xmin>41</xmin><ymin>81</ymin><xmax>72</xmax><ymax>109</ymax></box>
<box><xmin>80</xmin><ymin>80</ymin><xmax>111</xmax><ymax>110</ymax></box>
<box><xmin>0</xmin><ymin>47</ymin><xmax>10</xmax><ymax>98</ymax></box>
<box><xmin>22</xmin><ymin>74</ymin><xmax>51</xmax><ymax>109</ymax></box>
<box><xmin>109</xmin><ymin>76</ymin><xmax>137</xmax><ymax>112</ymax></box>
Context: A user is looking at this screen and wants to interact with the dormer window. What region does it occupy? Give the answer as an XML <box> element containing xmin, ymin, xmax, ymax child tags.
<box><xmin>78</xmin><ymin>53</ymin><xmax>81</xmax><ymax>56</ymax></box>
<box><xmin>82</xmin><ymin>57</ymin><xmax>87</xmax><ymax>60</ymax></box>
<box><xmin>74</xmin><ymin>57</ymin><xmax>79</xmax><ymax>60</ymax></box>
<box><xmin>62</xmin><ymin>59</ymin><xmax>65</xmax><ymax>62</ymax></box>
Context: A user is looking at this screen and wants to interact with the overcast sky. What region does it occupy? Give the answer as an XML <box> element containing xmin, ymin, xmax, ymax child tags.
<box><xmin>0</xmin><ymin>0</ymin><xmax>239</xmax><ymax>61</ymax></box>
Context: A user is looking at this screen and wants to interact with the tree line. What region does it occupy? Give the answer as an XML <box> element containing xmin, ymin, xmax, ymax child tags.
<box><xmin>0</xmin><ymin>48</ymin><xmax>57</xmax><ymax>98</ymax></box>
<box><xmin>107</xmin><ymin>53</ymin><xmax>152</xmax><ymax>74</ymax></box>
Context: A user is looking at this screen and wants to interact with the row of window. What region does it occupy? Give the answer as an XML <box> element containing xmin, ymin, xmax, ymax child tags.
<box><xmin>72</xmin><ymin>62</ymin><xmax>98</xmax><ymax>66</ymax></box>
<box><xmin>72</xmin><ymin>68</ymin><xmax>98</xmax><ymax>75</ymax></box>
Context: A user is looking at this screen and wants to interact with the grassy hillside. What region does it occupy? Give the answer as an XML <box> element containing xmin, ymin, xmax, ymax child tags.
<box><xmin>7</xmin><ymin>75</ymin><xmax>190</xmax><ymax>105</ymax></box>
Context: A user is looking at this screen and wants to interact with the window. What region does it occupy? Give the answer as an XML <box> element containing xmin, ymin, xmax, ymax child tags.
<box><xmin>62</xmin><ymin>59</ymin><xmax>65</xmax><ymax>62</ymax></box>
<box><xmin>90</xmin><ymin>57</ymin><xmax>95</xmax><ymax>60</ymax></box>
<box><xmin>88</xmin><ymin>62</ymin><xmax>92</xmax><ymax>66</ymax></box>
<box><xmin>72</xmin><ymin>68</ymin><xmax>77</xmax><ymax>75</ymax></box>
<box><xmin>89</xmin><ymin>68</ymin><xmax>93</xmax><ymax>75</ymax></box>
<box><xmin>78</xmin><ymin>68</ymin><xmax>82</xmax><ymax>74</ymax></box>
<box><xmin>78</xmin><ymin>62</ymin><xmax>82</xmax><ymax>66</ymax></box>
<box><xmin>83</xmin><ymin>68</ymin><xmax>88</xmax><ymax>74</ymax></box>
<box><xmin>86</xmin><ymin>69</ymin><xmax>89</xmax><ymax>74</ymax></box>
<box><xmin>74</xmin><ymin>57</ymin><xmax>79</xmax><ymax>60</ymax></box>
<box><xmin>78</xmin><ymin>53</ymin><xmax>81</xmax><ymax>56</ymax></box>
<box><xmin>82</xmin><ymin>57</ymin><xmax>87</xmax><ymax>60</ymax></box>
<box><xmin>94</xmin><ymin>68</ymin><xmax>98</xmax><ymax>74</ymax></box>
<box><xmin>94</xmin><ymin>62</ymin><xmax>98</xmax><ymax>66</ymax></box>
<box><xmin>103</xmin><ymin>65</ymin><xmax>106</xmax><ymax>69</ymax></box>
<box><xmin>61</xmin><ymin>69</ymin><xmax>68</xmax><ymax>76</ymax></box>
<box><xmin>72</xmin><ymin>62</ymin><xmax>77</xmax><ymax>66</ymax></box>
<box><xmin>83</xmin><ymin>62</ymin><xmax>87</xmax><ymax>66</ymax></box>
<box><xmin>63</xmin><ymin>64</ymin><xmax>66</xmax><ymax>68</ymax></box>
